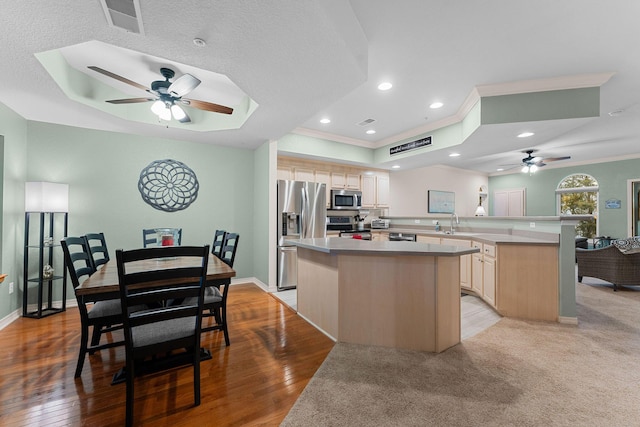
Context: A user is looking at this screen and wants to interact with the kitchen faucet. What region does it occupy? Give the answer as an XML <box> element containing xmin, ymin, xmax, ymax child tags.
<box><xmin>450</xmin><ymin>212</ymin><xmax>459</xmax><ymax>234</ymax></box>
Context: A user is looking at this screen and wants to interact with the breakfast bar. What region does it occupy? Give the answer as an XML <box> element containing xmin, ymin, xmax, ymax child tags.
<box><xmin>287</xmin><ymin>238</ymin><xmax>479</xmax><ymax>353</ymax></box>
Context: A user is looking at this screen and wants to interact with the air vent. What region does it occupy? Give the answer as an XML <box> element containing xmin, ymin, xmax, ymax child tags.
<box><xmin>357</xmin><ymin>118</ymin><xmax>376</xmax><ymax>126</ymax></box>
<box><xmin>100</xmin><ymin>0</ymin><xmax>144</xmax><ymax>35</ymax></box>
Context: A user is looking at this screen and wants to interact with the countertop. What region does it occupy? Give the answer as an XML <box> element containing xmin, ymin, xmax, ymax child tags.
<box><xmin>285</xmin><ymin>237</ymin><xmax>480</xmax><ymax>256</ymax></box>
<box><xmin>367</xmin><ymin>228</ymin><xmax>558</xmax><ymax>245</ymax></box>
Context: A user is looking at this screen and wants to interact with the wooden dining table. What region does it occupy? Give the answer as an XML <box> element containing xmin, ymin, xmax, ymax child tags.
<box><xmin>76</xmin><ymin>252</ymin><xmax>236</xmax><ymax>301</ymax></box>
<box><xmin>75</xmin><ymin>252</ymin><xmax>236</xmax><ymax>384</ymax></box>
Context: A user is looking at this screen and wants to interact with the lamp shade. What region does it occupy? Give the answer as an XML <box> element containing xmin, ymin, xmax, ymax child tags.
<box><xmin>25</xmin><ymin>182</ymin><xmax>69</xmax><ymax>212</ymax></box>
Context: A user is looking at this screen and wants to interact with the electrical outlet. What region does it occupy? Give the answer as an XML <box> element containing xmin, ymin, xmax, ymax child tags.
<box><xmin>530</xmin><ymin>222</ymin><xmax>536</xmax><ymax>228</ymax></box>
<box><xmin>9</xmin><ymin>282</ymin><xmax>14</xmax><ymax>294</ymax></box>
<box><xmin>414</xmin><ymin>219</ymin><xmax>420</xmax><ymax>224</ymax></box>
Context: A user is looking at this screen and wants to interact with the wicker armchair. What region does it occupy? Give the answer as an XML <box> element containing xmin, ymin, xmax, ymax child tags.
<box><xmin>576</xmin><ymin>245</ymin><xmax>640</xmax><ymax>291</ymax></box>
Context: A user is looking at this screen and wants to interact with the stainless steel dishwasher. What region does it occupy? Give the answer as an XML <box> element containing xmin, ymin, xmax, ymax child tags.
<box><xmin>388</xmin><ymin>232</ymin><xmax>417</xmax><ymax>242</ymax></box>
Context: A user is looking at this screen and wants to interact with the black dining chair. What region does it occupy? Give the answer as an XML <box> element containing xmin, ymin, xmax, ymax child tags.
<box><xmin>84</xmin><ymin>232</ymin><xmax>109</xmax><ymax>270</ymax></box>
<box><xmin>115</xmin><ymin>245</ymin><xmax>210</xmax><ymax>427</ymax></box>
<box><xmin>201</xmin><ymin>232</ymin><xmax>239</xmax><ymax>345</ymax></box>
<box><xmin>211</xmin><ymin>229</ymin><xmax>226</xmax><ymax>258</ymax></box>
<box><xmin>143</xmin><ymin>228</ymin><xmax>183</xmax><ymax>247</ymax></box>
<box><xmin>61</xmin><ymin>236</ymin><xmax>124</xmax><ymax>378</ymax></box>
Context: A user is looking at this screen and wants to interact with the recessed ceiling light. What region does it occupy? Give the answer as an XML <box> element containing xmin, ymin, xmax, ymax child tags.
<box><xmin>193</xmin><ymin>38</ymin><xmax>207</xmax><ymax>47</ymax></box>
<box><xmin>496</xmin><ymin>168</ymin><xmax>504</xmax><ymax>171</ymax></box>
<box><xmin>430</xmin><ymin>102</ymin><xmax>443</xmax><ymax>109</ymax></box>
<box><xmin>364</xmin><ymin>171</ymin><xmax>374</xmax><ymax>175</ymax></box>
<box><xmin>391</xmin><ymin>165</ymin><xmax>400</xmax><ymax>169</ymax></box>
<box><xmin>449</xmin><ymin>153</ymin><xmax>460</xmax><ymax>157</ymax></box>
<box><xmin>517</xmin><ymin>132</ymin><xmax>534</xmax><ymax>138</ymax></box>
<box><xmin>366</xmin><ymin>129</ymin><xmax>376</xmax><ymax>135</ymax></box>
<box><xmin>320</xmin><ymin>118</ymin><xmax>331</xmax><ymax>124</ymax></box>
<box><xmin>378</xmin><ymin>82</ymin><xmax>393</xmax><ymax>91</ymax></box>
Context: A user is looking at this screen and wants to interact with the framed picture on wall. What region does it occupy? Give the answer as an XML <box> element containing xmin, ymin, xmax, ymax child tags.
<box><xmin>428</xmin><ymin>190</ymin><xmax>455</xmax><ymax>214</ymax></box>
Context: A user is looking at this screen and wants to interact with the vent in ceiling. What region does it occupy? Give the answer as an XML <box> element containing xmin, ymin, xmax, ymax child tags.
<box><xmin>100</xmin><ymin>0</ymin><xmax>144</xmax><ymax>35</ymax></box>
<box><xmin>357</xmin><ymin>118</ymin><xmax>376</xmax><ymax>126</ymax></box>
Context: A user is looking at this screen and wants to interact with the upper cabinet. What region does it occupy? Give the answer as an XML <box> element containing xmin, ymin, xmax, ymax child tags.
<box><xmin>277</xmin><ymin>156</ymin><xmax>389</xmax><ymax>208</ymax></box>
<box><xmin>294</xmin><ymin>167</ymin><xmax>315</xmax><ymax>182</ymax></box>
<box><xmin>277</xmin><ymin>166</ymin><xmax>293</xmax><ymax>181</ymax></box>
<box><xmin>331</xmin><ymin>172</ymin><xmax>361</xmax><ymax>190</ymax></box>
<box><xmin>362</xmin><ymin>173</ymin><xmax>390</xmax><ymax>208</ymax></box>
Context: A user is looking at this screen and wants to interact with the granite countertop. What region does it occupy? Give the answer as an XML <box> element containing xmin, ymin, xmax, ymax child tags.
<box><xmin>285</xmin><ymin>238</ymin><xmax>480</xmax><ymax>256</ymax></box>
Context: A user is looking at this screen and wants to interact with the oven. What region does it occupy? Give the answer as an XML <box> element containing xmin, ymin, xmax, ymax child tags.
<box><xmin>326</xmin><ymin>215</ymin><xmax>356</xmax><ymax>231</ymax></box>
<box><xmin>331</xmin><ymin>189</ymin><xmax>362</xmax><ymax>210</ymax></box>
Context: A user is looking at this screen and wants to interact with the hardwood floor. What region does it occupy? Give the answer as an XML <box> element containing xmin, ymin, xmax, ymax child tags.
<box><xmin>0</xmin><ymin>283</ymin><xmax>334</xmax><ymax>426</ymax></box>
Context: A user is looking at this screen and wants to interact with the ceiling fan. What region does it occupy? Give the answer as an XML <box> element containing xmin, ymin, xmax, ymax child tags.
<box><xmin>87</xmin><ymin>66</ymin><xmax>234</xmax><ymax>123</ymax></box>
<box><xmin>520</xmin><ymin>149</ymin><xmax>571</xmax><ymax>173</ymax></box>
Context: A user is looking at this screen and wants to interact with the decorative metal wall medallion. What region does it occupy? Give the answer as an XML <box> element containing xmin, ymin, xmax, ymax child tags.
<box><xmin>138</xmin><ymin>159</ymin><xmax>199</xmax><ymax>212</ymax></box>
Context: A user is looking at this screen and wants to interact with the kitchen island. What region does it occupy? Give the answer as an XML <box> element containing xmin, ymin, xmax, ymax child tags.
<box><xmin>287</xmin><ymin>238</ymin><xmax>479</xmax><ymax>353</ymax></box>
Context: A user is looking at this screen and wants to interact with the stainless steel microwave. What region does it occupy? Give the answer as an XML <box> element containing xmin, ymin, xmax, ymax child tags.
<box><xmin>331</xmin><ymin>189</ymin><xmax>362</xmax><ymax>210</ymax></box>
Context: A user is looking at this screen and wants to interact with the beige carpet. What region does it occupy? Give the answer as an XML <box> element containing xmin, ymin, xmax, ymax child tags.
<box><xmin>282</xmin><ymin>282</ymin><xmax>640</xmax><ymax>426</ymax></box>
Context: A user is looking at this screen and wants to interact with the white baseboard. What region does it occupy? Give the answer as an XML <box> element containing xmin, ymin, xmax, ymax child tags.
<box><xmin>0</xmin><ymin>309</ymin><xmax>20</xmax><ymax>330</ymax></box>
<box><xmin>558</xmin><ymin>316</ymin><xmax>578</xmax><ymax>325</ymax></box>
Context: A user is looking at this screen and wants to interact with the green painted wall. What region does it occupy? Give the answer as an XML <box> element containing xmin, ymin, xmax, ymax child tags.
<box><xmin>0</xmin><ymin>103</ymin><xmax>29</xmax><ymax>320</ymax></box>
<box><xmin>489</xmin><ymin>157</ymin><xmax>640</xmax><ymax>239</ymax></box>
<box><xmin>25</xmin><ymin>121</ymin><xmax>257</xmax><ymax>302</ymax></box>
<box><xmin>278</xmin><ymin>133</ymin><xmax>374</xmax><ymax>165</ymax></box>
<box><xmin>481</xmin><ymin>88</ymin><xmax>600</xmax><ymax>124</ymax></box>
<box><xmin>252</xmin><ymin>141</ymin><xmax>270</xmax><ymax>284</ymax></box>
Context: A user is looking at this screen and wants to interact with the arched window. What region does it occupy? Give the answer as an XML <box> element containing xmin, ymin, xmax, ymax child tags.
<box><xmin>556</xmin><ymin>174</ymin><xmax>598</xmax><ymax>238</ymax></box>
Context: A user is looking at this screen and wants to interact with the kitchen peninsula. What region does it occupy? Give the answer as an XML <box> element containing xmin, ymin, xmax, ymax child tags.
<box><xmin>287</xmin><ymin>238</ymin><xmax>479</xmax><ymax>353</ymax></box>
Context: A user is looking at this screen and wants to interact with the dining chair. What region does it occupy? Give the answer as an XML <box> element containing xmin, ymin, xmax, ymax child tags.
<box><xmin>84</xmin><ymin>232</ymin><xmax>110</xmax><ymax>270</ymax></box>
<box><xmin>211</xmin><ymin>229</ymin><xmax>226</xmax><ymax>258</ymax></box>
<box><xmin>115</xmin><ymin>245</ymin><xmax>210</xmax><ymax>427</ymax></box>
<box><xmin>61</xmin><ymin>236</ymin><xmax>124</xmax><ymax>378</ymax></box>
<box><xmin>201</xmin><ymin>232</ymin><xmax>239</xmax><ymax>345</ymax></box>
<box><xmin>143</xmin><ymin>228</ymin><xmax>183</xmax><ymax>247</ymax></box>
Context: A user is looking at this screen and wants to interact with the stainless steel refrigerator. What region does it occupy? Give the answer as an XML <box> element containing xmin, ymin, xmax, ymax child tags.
<box><xmin>277</xmin><ymin>180</ymin><xmax>326</xmax><ymax>290</ymax></box>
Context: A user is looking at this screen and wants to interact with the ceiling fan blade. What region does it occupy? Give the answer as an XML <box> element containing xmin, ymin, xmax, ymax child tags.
<box><xmin>106</xmin><ymin>97</ymin><xmax>155</xmax><ymax>104</ymax></box>
<box><xmin>87</xmin><ymin>66</ymin><xmax>150</xmax><ymax>92</ymax></box>
<box><xmin>168</xmin><ymin>74</ymin><xmax>201</xmax><ymax>97</ymax></box>
<box><xmin>541</xmin><ymin>156</ymin><xmax>571</xmax><ymax>162</ymax></box>
<box><xmin>181</xmin><ymin>98</ymin><xmax>234</xmax><ymax>115</ymax></box>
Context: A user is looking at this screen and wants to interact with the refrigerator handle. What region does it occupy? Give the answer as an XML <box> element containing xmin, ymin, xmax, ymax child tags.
<box><xmin>300</xmin><ymin>187</ymin><xmax>307</xmax><ymax>237</ymax></box>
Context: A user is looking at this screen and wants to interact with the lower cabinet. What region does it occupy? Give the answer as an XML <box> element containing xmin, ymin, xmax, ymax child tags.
<box><xmin>482</xmin><ymin>252</ymin><xmax>496</xmax><ymax>306</ymax></box>
<box><xmin>371</xmin><ymin>231</ymin><xmax>389</xmax><ymax>241</ymax></box>
<box><xmin>442</xmin><ymin>238</ymin><xmax>471</xmax><ymax>290</ymax></box>
<box><xmin>471</xmin><ymin>241</ymin><xmax>496</xmax><ymax>308</ymax></box>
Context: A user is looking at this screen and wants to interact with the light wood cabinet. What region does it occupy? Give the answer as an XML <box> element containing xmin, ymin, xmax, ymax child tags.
<box><xmin>330</xmin><ymin>172</ymin><xmax>345</xmax><ymax>188</ymax></box>
<box><xmin>371</xmin><ymin>231</ymin><xmax>389</xmax><ymax>241</ymax></box>
<box><xmin>483</xmin><ymin>253</ymin><xmax>496</xmax><ymax>306</ymax></box>
<box><xmin>277</xmin><ymin>166</ymin><xmax>293</xmax><ymax>181</ymax></box>
<box><xmin>470</xmin><ymin>241</ymin><xmax>483</xmax><ymax>295</ymax></box>
<box><xmin>346</xmin><ymin>174</ymin><xmax>361</xmax><ymax>190</ymax></box>
<box><xmin>294</xmin><ymin>167</ymin><xmax>315</xmax><ymax>182</ymax></box>
<box><xmin>442</xmin><ymin>238</ymin><xmax>471</xmax><ymax>290</ymax></box>
<box><xmin>471</xmin><ymin>252</ymin><xmax>483</xmax><ymax>295</ymax></box>
<box><xmin>376</xmin><ymin>175</ymin><xmax>389</xmax><ymax>207</ymax></box>
<box><xmin>362</xmin><ymin>175</ymin><xmax>375</xmax><ymax>207</ymax></box>
<box><xmin>315</xmin><ymin>170</ymin><xmax>331</xmax><ymax>207</ymax></box>
<box><xmin>470</xmin><ymin>241</ymin><xmax>496</xmax><ymax>307</ymax></box>
<box><xmin>361</xmin><ymin>173</ymin><xmax>390</xmax><ymax>208</ymax></box>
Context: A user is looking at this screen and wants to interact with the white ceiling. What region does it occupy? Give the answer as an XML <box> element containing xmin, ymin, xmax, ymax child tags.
<box><xmin>2</xmin><ymin>0</ymin><xmax>640</xmax><ymax>174</ymax></box>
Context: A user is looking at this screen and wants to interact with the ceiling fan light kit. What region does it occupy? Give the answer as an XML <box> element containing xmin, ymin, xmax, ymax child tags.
<box><xmin>518</xmin><ymin>149</ymin><xmax>570</xmax><ymax>174</ymax></box>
